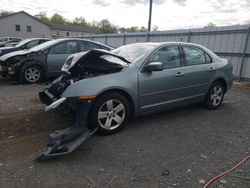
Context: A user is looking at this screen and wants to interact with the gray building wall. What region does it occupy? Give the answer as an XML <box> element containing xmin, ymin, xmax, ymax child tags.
<box><xmin>81</xmin><ymin>25</ymin><xmax>250</xmax><ymax>80</ymax></box>
<box><xmin>0</xmin><ymin>12</ymin><xmax>50</xmax><ymax>38</ymax></box>
<box><xmin>50</xmin><ymin>29</ymin><xmax>89</xmax><ymax>38</ymax></box>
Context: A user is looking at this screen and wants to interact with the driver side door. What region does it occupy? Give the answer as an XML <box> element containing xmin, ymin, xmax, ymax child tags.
<box><xmin>138</xmin><ymin>45</ymin><xmax>187</xmax><ymax>113</ymax></box>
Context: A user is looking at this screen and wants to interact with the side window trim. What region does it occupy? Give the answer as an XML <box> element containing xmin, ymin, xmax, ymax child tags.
<box><xmin>181</xmin><ymin>45</ymin><xmax>213</xmax><ymax>66</ymax></box>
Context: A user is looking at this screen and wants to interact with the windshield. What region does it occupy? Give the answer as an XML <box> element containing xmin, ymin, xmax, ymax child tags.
<box><xmin>111</xmin><ymin>43</ymin><xmax>158</xmax><ymax>63</ymax></box>
<box><xmin>29</xmin><ymin>39</ymin><xmax>58</xmax><ymax>52</ymax></box>
<box><xmin>0</xmin><ymin>38</ymin><xmax>7</xmax><ymax>42</ymax></box>
<box><xmin>15</xmin><ymin>39</ymin><xmax>32</xmax><ymax>47</ymax></box>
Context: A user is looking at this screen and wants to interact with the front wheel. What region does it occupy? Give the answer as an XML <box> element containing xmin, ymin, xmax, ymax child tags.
<box><xmin>204</xmin><ymin>81</ymin><xmax>225</xmax><ymax>110</ymax></box>
<box><xmin>89</xmin><ymin>93</ymin><xmax>130</xmax><ymax>134</ymax></box>
<box><xmin>20</xmin><ymin>65</ymin><xmax>44</xmax><ymax>83</ymax></box>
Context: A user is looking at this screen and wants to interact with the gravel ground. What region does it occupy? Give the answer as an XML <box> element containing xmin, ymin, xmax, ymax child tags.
<box><xmin>0</xmin><ymin>76</ymin><xmax>250</xmax><ymax>188</ymax></box>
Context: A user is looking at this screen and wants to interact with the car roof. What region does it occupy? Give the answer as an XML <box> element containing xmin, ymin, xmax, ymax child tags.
<box><xmin>125</xmin><ymin>41</ymin><xmax>205</xmax><ymax>47</ymax></box>
<box><xmin>55</xmin><ymin>38</ymin><xmax>112</xmax><ymax>48</ymax></box>
<box><xmin>122</xmin><ymin>42</ymin><xmax>213</xmax><ymax>53</ymax></box>
<box><xmin>30</xmin><ymin>38</ymin><xmax>112</xmax><ymax>52</ymax></box>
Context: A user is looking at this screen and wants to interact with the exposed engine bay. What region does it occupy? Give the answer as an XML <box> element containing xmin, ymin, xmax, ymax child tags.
<box><xmin>39</xmin><ymin>49</ymin><xmax>130</xmax><ymax>106</ymax></box>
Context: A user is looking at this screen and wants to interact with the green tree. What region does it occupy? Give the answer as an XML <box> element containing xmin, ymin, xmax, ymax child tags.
<box><xmin>0</xmin><ymin>10</ymin><xmax>13</xmax><ymax>17</ymax></box>
<box><xmin>34</xmin><ymin>12</ymin><xmax>50</xmax><ymax>23</ymax></box>
<box><xmin>127</xmin><ymin>26</ymin><xmax>140</xmax><ymax>32</ymax></box>
<box><xmin>73</xmin><ymin>16</ymin><xmax>87</xmax><ymax>26</ymax></box>
<box><xmin>152</xmin><ymin>25</ymin><xmax>159</xmax><ymax>31</ymax></box>
<box><xmin>88</xmin><ymin>21</ymin><xmax>101</xmax><ymax>34</ymax></box>
<box><xmin>139</xmin><ymin>26</ymin><xmax>147</xmax><ymax>32</ymax></box>
<box><xmin>204</xmin><ymin>22</ymin><xmax>216</xmax><ymax>28</ymax></box>
<box><xmin>98</xmin><ymin>19</ymin><xmax>118</xmax><ymax>34</ymax></box>
<box><xmin>50</xmin><ymin>13</ymin><xmax>67</xmax><ymax>24</ymax></box>
<box><xmin>118</xmin><ymin>27</ymin><xmax>127</xmax><ymax>33</ymax></box>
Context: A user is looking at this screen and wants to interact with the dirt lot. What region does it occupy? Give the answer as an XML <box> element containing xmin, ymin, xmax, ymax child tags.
<box><xmin>0</xmin><ymin>76</ymin><xmax>250</xmax><ymax>188</ymax></box>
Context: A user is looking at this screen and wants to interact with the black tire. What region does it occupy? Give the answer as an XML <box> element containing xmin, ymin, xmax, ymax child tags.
<box><xmin>204</xmin><ymin>81</ymin><xmax>225</xmax><ymax>110</ymax></box>
<box><xmin>89</xmin><ymin>92</ymin><xmax>130</xmax><ymax>134</ymax></box>
<box><xmin>20</xmin><ymin>65</ymin><xmax>44</xmax><ymax>83</ymax></box>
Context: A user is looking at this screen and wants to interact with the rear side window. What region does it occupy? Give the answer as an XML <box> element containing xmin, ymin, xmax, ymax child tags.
<box><xmin>50</xmin><ymin>41</ymin><xmax>78</xmax><ymax>54</ymax></box>
<box><xmin>79</xmin><ymin>41</ymin><xmax>101</xmax><ymax>51</ymax></box>
<box><xmin>148</xmin><ymin>46</ymin><xmax>181</xmax><ymax>69</ymax></box>
<box><xmin>183</xmin><ymin>46</ymin><xmax>212</xmax><ymax>65</ymax></box>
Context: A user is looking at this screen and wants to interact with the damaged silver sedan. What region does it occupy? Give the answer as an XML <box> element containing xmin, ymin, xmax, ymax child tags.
<box><xmin>38</xmin><ymin>42</ymin><xmax>233</xmax><ymax>160</ymax></box>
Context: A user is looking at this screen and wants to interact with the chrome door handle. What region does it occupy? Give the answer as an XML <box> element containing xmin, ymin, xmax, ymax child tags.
<box><xmin>175</xmin><ymin>72</ymin><xmax>184</xmax><ymax>77</ymax></box>
<box><xmin>209</xmin><ymin>67</ymin><xmax>215</xmax><ymax>72</ymax></box>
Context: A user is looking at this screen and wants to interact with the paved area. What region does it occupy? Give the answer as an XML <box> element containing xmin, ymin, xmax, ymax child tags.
<box><xmin>0</xmin><ymin>76</ymin><xmax>250</xmax><ymax>188</ymax></box>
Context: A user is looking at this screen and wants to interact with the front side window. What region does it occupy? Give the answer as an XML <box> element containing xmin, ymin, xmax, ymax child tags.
<box><xmin>15</xmin><ymin>25</ymin><xmax>21</xmax><ymax>32</ymax></box>
<box><xmin>148</xmin><ymin>46</ymin><xmax>181</xmax><ymax>69</ymax></box>
<box><xmin>24</xmin><ymin>40</ymin><xmax>40</xmax><ymax>49</ymax></box>
<box><xmin>49</xmin><ymin>41</ymin><xmax>78</xmax><ymax>54</ymax></box>
<box><xmin>183</xmin><ymin>46</ymin><xmax>212</xmax><ymax>65</ymax></box>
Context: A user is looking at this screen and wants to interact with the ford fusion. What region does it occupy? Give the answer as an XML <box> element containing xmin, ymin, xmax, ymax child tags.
<box><xmin>39</xmin><ymin>42</ymin><xmax>233</xmax><ymax>134</ymax></box>
<box><xmin>0</xmin><ymin>38</ymin><xmax>112</xmax><ymax>83</ymax></box>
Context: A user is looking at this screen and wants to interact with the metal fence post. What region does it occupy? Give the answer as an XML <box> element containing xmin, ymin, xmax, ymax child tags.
<box><xmin>238</xmin><ymin>27</ymin><xmax>250</xmax><ymax>81</ymax></box>
<box><xmin>146</xmin><ymin>32</ymin><xmax>150</xmax><ymax>42</ymax></box>
<box><xmin>105</xmin><ymin>35</ymin><xmax>108</xmax><ymax>45</ymax></box>
<box><xmin>123</xmin><ymin>34</ymin><xmax>126</xmax><ymax>45</ymax></box>
<box><xmin>187</xmin><ymin>31</ymin><xmax>192</xmax><ymax>42</ymax></box>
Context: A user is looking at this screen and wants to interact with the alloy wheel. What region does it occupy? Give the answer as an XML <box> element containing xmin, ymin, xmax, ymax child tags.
<box><xmin>97</xmin><ymin>99</ymin><xmax>125</xmax><ymax>130</ymax></box>
<box><xmin>210</xmin><ymin>85</ymin><xmax>223</xmax><ymax>106</ymax></box>
<box><xmin>24</xmin><ymin>67</ymin><xmax>40</xmax><ymax>83</ymax></box>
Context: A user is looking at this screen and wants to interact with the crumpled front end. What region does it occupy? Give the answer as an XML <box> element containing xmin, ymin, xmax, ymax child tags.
<box><xmin>37</xmin><ymin>49</ymin><xmax>129</xmax><ymax>160</ymax></box>
<box><xmin>39</xmin><ymin>49</ymin><xmax>128</xmax><ymax>111</ymax></box>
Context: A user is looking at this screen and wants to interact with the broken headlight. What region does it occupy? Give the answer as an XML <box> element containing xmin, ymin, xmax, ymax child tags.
<box><xmin>61</xmin><ymin>56</ymin><xmax>73</xmax><ymax>72</ymax></box>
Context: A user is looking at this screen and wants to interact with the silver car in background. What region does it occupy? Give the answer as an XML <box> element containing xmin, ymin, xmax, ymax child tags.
<box><xmin>40</xmin><ymin>42</ymin><xmax>233</xmax><ymax>134</ymax></box>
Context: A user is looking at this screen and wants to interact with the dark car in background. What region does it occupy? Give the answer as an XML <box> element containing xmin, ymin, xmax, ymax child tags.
<box><xmin>0</xmin><ymin>38</ymin><xmax>113</xmax><ymax>83</ymax></box>
<box><xmin>0</xmin><ymin>37</ymin><xmax>22</xmax><ymax>47</ymax></box>
<box><xmin>0</xmin><ymin>38</ymin><xmax>50</xmax><ymax>57</ymax></box>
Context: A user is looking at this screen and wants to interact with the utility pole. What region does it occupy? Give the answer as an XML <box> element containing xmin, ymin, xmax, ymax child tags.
<box><xmin>148</xmin><ymin>0</ymin><xmax>153</xmax><ymax>32</ymax></box>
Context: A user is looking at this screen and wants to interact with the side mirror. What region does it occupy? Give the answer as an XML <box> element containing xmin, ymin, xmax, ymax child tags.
<box><xmin>145</xmin><ymin>62</ymin><xmax>163</xmax><ymax>72</ymax></box>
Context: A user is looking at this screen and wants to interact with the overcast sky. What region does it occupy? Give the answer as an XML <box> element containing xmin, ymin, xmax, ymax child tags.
<box><xmin>0</xmin><ymin>0</ymin><xmax>250</xmax><ymax>30</ymax></box>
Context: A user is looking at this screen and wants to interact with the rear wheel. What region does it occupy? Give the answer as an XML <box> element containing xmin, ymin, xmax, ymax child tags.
<box><xmin>89</xmin><ymin>93</ymin><xmax>130</xmax><ymax>134</ymax></box>
<box><xmin>20</xmin><ymin>65</ymin><xmax>44</xmax><ymax>83</ymax></box>
<box><xmin>204</xmin><ymin>81</ymin><xmax>225</xmax><ymax>110</ymax></box>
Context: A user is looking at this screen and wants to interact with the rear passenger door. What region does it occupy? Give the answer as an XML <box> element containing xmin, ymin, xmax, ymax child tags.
<box><xmin>47</xmin><ymin>41</ymin><xmax>78</xmax><ymax>74</ymax></box>
<box><xmin>182</xmin><ymin>45</ymin><xmax>215</xmax><ymax>98</ymax></box>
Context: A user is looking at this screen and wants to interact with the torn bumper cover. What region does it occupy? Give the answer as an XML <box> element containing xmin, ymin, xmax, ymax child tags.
<box><xmin>38</xmin><ymin>77</ymin><xmax>97</xmax><ymax>161</ymax></box>
<box><xmin>45</xmin><ymin>97</ymin><xmax>66</xmax><ymax>112</ymax></box>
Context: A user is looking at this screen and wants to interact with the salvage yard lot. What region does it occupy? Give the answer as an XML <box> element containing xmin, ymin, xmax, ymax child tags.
<box><xmin>0</xmin><ymin>76</ymin><xmax>250</xmax><ymax>188</ymax></box>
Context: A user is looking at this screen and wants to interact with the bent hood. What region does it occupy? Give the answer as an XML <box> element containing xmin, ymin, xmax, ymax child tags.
<box><xmin>63</xmin><ymin>49</ymin><xmax>131</xmax><ymax>73</ymax></box>
<box><xmin>0</xmin><ymin>50</ymin><xmax>30</xmax><ymax>61</ymax></box>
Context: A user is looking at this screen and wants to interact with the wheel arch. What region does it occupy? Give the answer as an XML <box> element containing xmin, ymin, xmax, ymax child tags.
<box><xmin>95</xmin><ymin>89</ymin><xmax>136</xmax><ymax>118</ymax></box>
<box><xmin>19</xmin><ymin>60</ymin><xmax>46</xmax><ymax>83</ymax></box>
<box><xmin>212</xmin><ymin>77</ymin><xmax>227</xmax><ymax>92</ymax></box>
<box><xmin>19</xmin><ymin>60</ymin><xmax>46</xmax><ymax>76</ymax></box>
